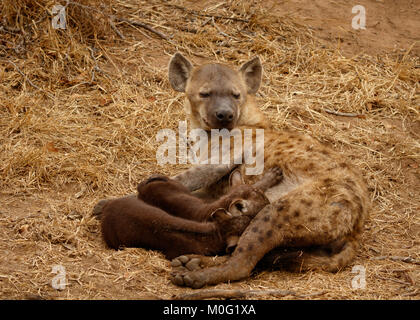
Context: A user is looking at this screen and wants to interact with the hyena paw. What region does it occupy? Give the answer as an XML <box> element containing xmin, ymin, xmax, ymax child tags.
<box><xmin>173</xmin><ymin>272</ymin><xmax>207</xmax><ymax>289</ymax></box>
<box><xmin>170</xmin><ymin>269</ymin><xmax>206</xmax><ymax>289</ymax></box>
<box><xmin>170</xmin><ymin>255</ymin><xmax>203</xmax><ymax>272</ymax></box>
<box><xmin>170</xmin><ymin>255</ymin><xmax>207</xmax><ymax>288</ymax></box>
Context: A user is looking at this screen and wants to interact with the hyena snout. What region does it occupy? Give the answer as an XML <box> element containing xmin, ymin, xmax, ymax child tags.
<box><xmin>215</xmin><ymin>107</ymin><xmax>234</xmax><ymax>122</ymax></box>
<box><xmin>204</xmin><ymin>93</ymin><xmax>238</xmax><ymax>128</ymax></box>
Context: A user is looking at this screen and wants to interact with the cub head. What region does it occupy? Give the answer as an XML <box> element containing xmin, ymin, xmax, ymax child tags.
<box><xmin>226</xmin><ymin>169</ymin><xmax>269</xmax><ymax>218</ymax></box>
<box><xmin>168</xmin><ymin>52</ymin><xmax>262</xmax><ymax>130</ymax></box>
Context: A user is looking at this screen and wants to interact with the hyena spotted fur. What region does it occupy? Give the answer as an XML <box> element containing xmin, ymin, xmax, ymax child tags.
<box><xmin>167</xmin><ymin>52</ymin><xmax>370</xmax><ymax>288</ymax></box>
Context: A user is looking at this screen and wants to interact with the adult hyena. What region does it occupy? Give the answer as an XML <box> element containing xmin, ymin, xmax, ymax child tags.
<box><xmin>167</xmin><ymin>52</ymin><xmax>370</xmax><ymax>288</ymax></box>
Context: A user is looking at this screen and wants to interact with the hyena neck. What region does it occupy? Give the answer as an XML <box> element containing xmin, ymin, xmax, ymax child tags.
<box><xmin>184</xmin><ymin>99</ymin><xmax>201</xmax><ymax>130</ymax></box>
<box><xmin>237</xmin><ymin>95</ymin><xmax>271</xmax><ymax>130</ymax></box>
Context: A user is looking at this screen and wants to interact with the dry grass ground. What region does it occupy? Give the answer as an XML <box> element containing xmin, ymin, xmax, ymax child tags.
<box><xmin>0</xmin><ymin>0</ymin><xmax>419</xmax><ymax>300</ymax></box>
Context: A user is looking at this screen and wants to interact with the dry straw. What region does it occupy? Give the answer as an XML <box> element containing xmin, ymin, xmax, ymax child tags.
<box><xmin>0</xmin><ymin>0</ymin><xmax>419</xmax><ymax>299</ymax></box>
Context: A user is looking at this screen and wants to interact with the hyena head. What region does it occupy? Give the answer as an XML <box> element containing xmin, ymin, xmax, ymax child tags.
<box><xmin>168</xmin><ymin>52</ymin><xmax>262</xmax><ymax>130</ymax></box>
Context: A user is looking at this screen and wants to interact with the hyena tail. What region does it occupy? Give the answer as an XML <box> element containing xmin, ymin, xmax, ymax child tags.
<box><xmin>263</xmin><ymin>238</ymin><xmax>359</xmax><ymax>273</ymax></box>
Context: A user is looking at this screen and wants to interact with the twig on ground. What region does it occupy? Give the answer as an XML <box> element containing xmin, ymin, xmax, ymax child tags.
<box><xmin>67</xmin><ymin>0</ymin><xmax>101</xmax><ymax>14</ymax></box>
<box><xmin>371</xmin><ymin>256</ymin><xmax>420</xmax><ymax>265</ymax></box>
<box><xmin>89</xmin><ymin>267</ymin><xmax>118</xmax><ymax>276</ymax></box>
<box><xmin>211</xmin><ymin>17</ymin><xmax>230</xmax><ymax>38</ymax></box>
<box><xmin>67</xmin><ymin>1</ymin><xmax>168</xmax><ymax>40</ymax></box>
<box><xmin>1</xmin><ymin>12</ymin><xmax>47</xmax><ymax>35</ymax></box>
<box><xmin>325</xmin><ymin>109</ymin><xmax>362</xmax><ymax>118</ymax></box>
<box><xmin>5</xmin><ymin>59</ymin><xmax>54</xmax><ymax>99</ymax></box>
<box><xmin>201</xmin><ymin>17</ymin><xmax>212</xmax><ymax>27</ymax></box>
<box><xmin>177</xmin><ymin>26</ymin><xmax>199</xmax><ymax>34</ymax></box>
<box><xmin>116</xmin><ymin>18</ymin><xmax>170</xmax><ymax>40</ymax></box>
<box><xmin>168</xmin><ymin>4</ymin><xmax>249</xmax><ymax>23</ymax></box>
<box><xmin>172</xmin><ymin>289</ymin><xmax>326</xmax><ymax>300</ymax></box>
<box><xmin>109</xmin><ymin>15</ymin><xmax>125</xmax><ymax>40</ymax></box>
<box><xmin>376</xmin><ymin>275</ymin><xmax>412</xmax><ymax>286</ymax></box>
<box><xmin>401</xmin><ymin>289</ymin><xmax>419</xmax><ymax>297</ymax></box>
<box><xmin>0</xmin><ymin>25</ymin><xmax>21</xmax><ymax>33</ymax></box>
<box><xmin>87</xmin><ymin>47</ymin><xmax>100</xmax><ymax>83</ymax></box>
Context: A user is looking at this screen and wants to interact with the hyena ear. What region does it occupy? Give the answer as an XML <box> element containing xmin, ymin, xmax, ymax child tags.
<box><xmin>229</xmin><ymin>169</ymin><xmax>244</xmax><ymax>188</ymax></box>
<box><xmin>168</xmin><ymin>52</ymin><xmax>193</xmax><ymax>92</ymax></box>
<box><xmin>239</xmin><ymin>56</ymin><xmax>262</xmax><ymax>94</ymax></box>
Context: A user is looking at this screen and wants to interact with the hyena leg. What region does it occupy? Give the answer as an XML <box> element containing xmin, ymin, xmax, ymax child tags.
<box><xmin>171</xmin><ymin>186</ymin><xmax>362</xmax><ymax>288</ymax></box>
<box><xmin>170</xmin><ymin>254</ymin><xmax>230</xmax><ymax>285</ymax></box>
<box><xmin>170</xmin><ymin>205</ymin><xmax>281</xmax><ymax>288</ymax></box>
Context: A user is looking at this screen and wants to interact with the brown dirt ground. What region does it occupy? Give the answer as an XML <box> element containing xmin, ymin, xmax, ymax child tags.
<box><xmin>0</xmin><ymin>0</ymin><xmax>419</xmax><ymax>300</ymax></box>
<box><xmin>267</xmin><ymin>0</ymin><xmax>420</xmax><ymax>57</ymax></box>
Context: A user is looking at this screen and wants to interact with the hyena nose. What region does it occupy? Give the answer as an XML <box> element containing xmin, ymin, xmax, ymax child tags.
<box><xmin>215</xmin><ymin>109</ymin><xmax>234</xmax><ymax>122</ymax></box>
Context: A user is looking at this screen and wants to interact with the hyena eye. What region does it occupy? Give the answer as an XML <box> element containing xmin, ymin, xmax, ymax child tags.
<box><xmin>199</xmin><ymin>92</ymin><xmax>211</xmax><ymax>98</ymax></box>
<box><xmin>232</xmin><ymin>92</ymin><xmax>240</xmax><ymax>99</ymax></box>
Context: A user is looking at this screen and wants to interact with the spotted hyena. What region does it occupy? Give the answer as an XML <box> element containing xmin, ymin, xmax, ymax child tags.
<box><xmin>167</xmin><ymin>52</ymin><xmax>370</xmax><ymax>288</ymax></box>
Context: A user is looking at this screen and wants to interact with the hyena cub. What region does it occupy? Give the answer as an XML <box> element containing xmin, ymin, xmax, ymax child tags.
<box><xmin>100</xmin><ymin>167</ymin><xmax>282</xmax><ymax>259</ymax></box>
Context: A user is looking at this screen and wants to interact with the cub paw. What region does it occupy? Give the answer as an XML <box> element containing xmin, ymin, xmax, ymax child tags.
<box><xmin>266</xmin><ymin>166</ymin><xmax>283</xmax><ymax>183</ymax></box>
<box><xmin>91</xmin><ymin>199</ymin><xmax>108</xmax><ymax>220</ymax></box>
<box><xmin>137</xmin><ymin>174</ymin><xmax>170</xmax><ymax>193</ymax></box>
<box><xmin>144</xmin><ymin>174</ymin><xmax>170</xmax><ymax>184</ymax></box>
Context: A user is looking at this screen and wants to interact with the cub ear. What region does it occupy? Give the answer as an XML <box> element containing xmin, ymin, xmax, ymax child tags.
<box><xmin>168</xmin><ymin>52</ymin><xmax>193</xmax><ymax>92</ymax></box>
<box><xmin>228</xmin><ymin>199</ymin><xmax>248</xmax><ymax>216</ymax></box>
<box><xmin>210</xmin><ymin>208</ymin><xmax>232</xmax><ymax>222</ymax></box>
<box><xmin>239</xmin><ymin>56</ymin><xmax>262</xmax><ymax>94</ymax></box>
<box><xmin>229</xmin><ymin>169</ymin><xmax>244</xmax><ymax>188</ymax></box>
